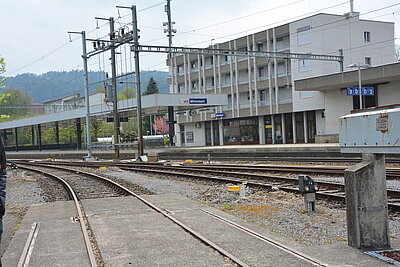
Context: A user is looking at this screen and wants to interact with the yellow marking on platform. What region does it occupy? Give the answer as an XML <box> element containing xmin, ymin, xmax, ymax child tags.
<box><xmin>185</xmin><ymin>160</ymin><xmax>193</xmax><ymax>163</ymax></box>
<box><xmin>99</xmin><ymin>167</ymin><xmax>107</xmax><ymax>170</ymax></box>
<box><xmin>228</xmin><ymin>185</ymin><xmax>240</xmax><ymax>192</ymax></box>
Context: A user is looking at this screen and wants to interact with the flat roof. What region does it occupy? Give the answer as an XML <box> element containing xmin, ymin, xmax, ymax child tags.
<box><xmin>0</xmin><ymin>93</ymin><xmax>228</xmax><ymax>130</ymax></box>
<box><xmin>294</xmin><ymin>62</ymin><xmax>400</xmax><ymax>91</ymax></box>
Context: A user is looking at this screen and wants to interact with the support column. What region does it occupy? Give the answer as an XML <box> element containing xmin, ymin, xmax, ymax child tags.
<box><xmin>292</xmin><ymin>113</ymin><xmax>297</xmax><ymax>144</ymax></box>
<box><xmin>344</xmin><ymin>153</ymin><xmax>390</xmax><ymax>249</ymax></box>
<box><xmin>271</xmin><ymin>114</ymin><xmax>276</xmax><ymax>144</ymax></box>
<box><xmin>281</xmin><ymin>113</ymin><xmax>286</xmax><ymax>144</ymax></box>
<box><xmin>219</xmin><ymin>120</ymin><xmax>224</xmax><ymax>146</ymax></box>
<box><xmin>303</xmin><ymin>112</ymin><xmax>308</xmax><ymax>143</ymax></box>
<box><xmin>76</xmin><ymin>118</ymin><xmax>82</xmax><ymax>149</ymax></box>
<box><xmin>168</xmin><ymin>106</ymin><xmax>175</xmax><ymax>146</ymax></box>
<box><xmin>210</xmin><ymin>122</ymin><xmax>214</xmax><ymax>146</ymax></box>
<box><xmin>38</xmin><ymin>124</ymin><xmax>42</xmax><ymax>151</ymax></box>
<box><xmin>31</xmin><ymin>126</ymin><xmax>35</xmax><ymax>146</ymax></box>
<box><xmin>258</xmin><ymin>116</ymin><xmax>265</xmax><ymax>144</ymax></box>
<box><xmin>55</xmin><ymin>122</ymin><xmax>60</xmax><ymax>149</ymax></box>
<box><xmin>14</xmin><ymin>128</ymin><xmax>18</xmax><ymax>152</ymax></box>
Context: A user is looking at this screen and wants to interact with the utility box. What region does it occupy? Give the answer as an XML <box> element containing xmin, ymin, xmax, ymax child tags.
<box><xmin>339</xmin><ymin>106</ymin><xmax>400</xmax><ymax>154</ymax></box>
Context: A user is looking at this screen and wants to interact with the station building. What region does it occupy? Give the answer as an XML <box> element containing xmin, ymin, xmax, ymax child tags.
<box><xmin>295</xmin><ymin>61</ymin><xmax>400</xmax><ymax>139</ymax></box>
<box><xmin>167</xmin><ymin>12</ymin><xmax>395</xmax><ymax>147</ymax></box>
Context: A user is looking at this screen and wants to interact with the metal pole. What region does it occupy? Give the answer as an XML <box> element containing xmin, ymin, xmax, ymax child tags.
<box><xmin>81</xmin><ymin>31</ymin><xmax>94</xmax><ymax>160</ymax></box>
<box><xmin>132</xmin><ymin>6</ymin><xmax>144</xmax><ymax>158</ymax></box>
<box><xmin>166</xmin><ymin>0</ymin><xmax>175</xmax><ymax>146</ymax></box>
<box><xmin>110</xmin><ymin>17</ymin><xmax>121</xmax><ymax>160</ymax></box>
<box><xmin>166</xmin><ymin>0</ymin><xmax>173</xmax><ymax>58</ymax></box>
<box><xmin>358</xmin><ymin>64</ymin><xmax>363</xmax><ymax>109</ymax></box>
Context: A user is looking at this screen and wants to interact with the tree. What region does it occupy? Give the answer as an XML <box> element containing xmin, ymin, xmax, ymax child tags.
<box><xmin>91</xmin><ymin>119</ymin><xmax>105</xmax><ymax>141</ymax></box>
<box><xmin>94</xmin><ymin>84</ymin><xmax>105</xmax><ymax>94</ymax></box>
<box><xmin>143</xmin><ymin>77</ymin><xmax>159</xmax><ymax>95</ymax></box>
<box><xmin>153</xmin><ymin>117</ymin><xmax>169</xmax><ymax>135</ymax></box>
<box><xmin>396</xmin><ymin>44</ymin><xmax>400</xmax><ymax>62</ymax></box>
<box><xmin>0</xmin><ymin>56</ymin><xmax>6</xmax><ymax>88</ymax></box>
<box><xmin>0</xmin><ymin>88</ymin><xmax>32</xmax><ymax>118</ymax></box>
<box><xmin>118</xmin><ymin>86</ymin><xmax>136</xmax><ymax>100</ymax></box>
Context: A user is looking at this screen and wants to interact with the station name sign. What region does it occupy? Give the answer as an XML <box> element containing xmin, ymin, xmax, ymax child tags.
<box><xmin>211</xmin><ymin>113</ymin><xmax>225</xmax><ymax>118</ymax></box>
<box><xmin>180</xmin><ymin>98</ymin><xmax>208</xmax><ymax>104</ymax></box>
<box><xmin>346</xmin><ymin>87</ymin><xmax>374</xmax><ymax>96</ymax></box>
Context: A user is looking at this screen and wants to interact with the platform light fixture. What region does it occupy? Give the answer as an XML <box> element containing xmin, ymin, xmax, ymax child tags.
<box><xmin>347</xmin><ymin>63</ymin><xmax>371</xmax><ymax>109</ymax></box>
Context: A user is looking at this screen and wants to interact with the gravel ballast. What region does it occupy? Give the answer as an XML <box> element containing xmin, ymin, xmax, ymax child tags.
<box><xmin>98</xmin><ymin>167</ymin><xmax>400</xmax><ymax>247</ymax></box>
<box><xmin>4</xmin><ymin>163</ymin><xmax>400</xmax><ymax>253</ymax></box>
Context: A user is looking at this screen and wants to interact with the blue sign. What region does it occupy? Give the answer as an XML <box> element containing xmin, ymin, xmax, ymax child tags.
<box><xmin>211</xmin><ymin>113</ymin><xmax>225</xmax><ymax>118</ymax></box>
<box><xmin>347</xmin><ymin>87</ymin><xmax>374</xmax><ymax>96</ymax></box>
<box><xmin>189</xmin><ymin>98</ymin><xmax>208</xmax><ymax>104</ymax></box>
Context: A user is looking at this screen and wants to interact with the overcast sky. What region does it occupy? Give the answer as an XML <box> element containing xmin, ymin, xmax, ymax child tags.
<box><xmin>1</xmin><ymin>0</ymin><xmax>399</xmax><ymax>77</ymax></box>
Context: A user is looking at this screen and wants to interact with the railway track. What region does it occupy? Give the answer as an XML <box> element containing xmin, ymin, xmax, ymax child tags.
<box><xmin>15</xmin><ymin>161</ymin><xmax>328</xmax><ymax>266</ymax></box>
<box><xmin>11</xmin><ymin>159</ymin><xmax>400</xmax><ymax>179</ymax></box>
<box><xmin>12</xmin><ymin>160</ymin><xmax>400</xmax><ymax>212</ymax></box>
<box><xmin>158</xmin><ymin>155</ymin><xmax>400</xmax><ymax>164</ymax></box>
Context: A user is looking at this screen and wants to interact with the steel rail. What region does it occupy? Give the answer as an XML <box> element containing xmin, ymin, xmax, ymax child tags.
<box><xmin>15</xmin><ymin>162</ymin><xmax>250</xmax><ymax>267</ymax></box>
<box><xmin>16</xmin><ymin>165</ymin><xmax>98</xmax><ymax>267</ymax></box>
<box><xmin>200</xmin><ymin>209</ymin><xmax>327</xmax><ymax>267</ymax></box>
<box><xmin>11</xmin><ymin>160</ymin><xmax>400</xmax><ymax>210</ymax></box>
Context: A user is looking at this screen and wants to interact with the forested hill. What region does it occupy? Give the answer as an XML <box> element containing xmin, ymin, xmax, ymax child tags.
<box><xmin>2</xmin><ymin>70</ymin><xmax>169</xmax><ymax>104</ymax></box>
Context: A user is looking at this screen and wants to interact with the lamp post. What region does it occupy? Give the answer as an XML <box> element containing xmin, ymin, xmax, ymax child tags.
<box><xmin>347</xmin><ymin>63</ymin><xmax>370</xmax><ymax>109</ymax></box>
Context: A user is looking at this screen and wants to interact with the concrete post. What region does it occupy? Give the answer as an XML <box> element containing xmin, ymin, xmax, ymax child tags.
<box><xmin>258</xmin><ymin>116</ymin><xmax>265</xmax><ymax>144</ymax></box>
<box><xmin>14</xmin><ymin>128</ymin><xmax>18</xmax><ymax>152</ymax></box>
<box><xmin>219</xmin><ymin>120</ymin><xmax>224</xmax><ymax>146</ymax></box>
<box><xmin>344</xmin><ymin>153</ymin><xmax>390</xmax><ymax>249</ymax></box>
<box><xmin>292</xmin><ymin>112</ymin><xmax>297</xmax><ymax>144</ymax></box>
<box><xmin>55</xmin><ymin>122</ymin><xmax>60</xmax><ymax>150</ymax></box>
<box><xmin>38</xmin><ymin>124</ymin><xmax>42</xmax><ymax>151</ymax></box>
<box><xmin>303</xmin><ymin>112</ymin><xmax>308</xmax><ymax>143</ymax></box>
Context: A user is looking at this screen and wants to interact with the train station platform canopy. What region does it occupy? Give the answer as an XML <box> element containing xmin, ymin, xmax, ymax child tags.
<box><xmin>294</xmin><ymin>62</ymin><xmax>400</xmax><ymax>91</ymax></box>
<box><xmin>0</xmin><ymin>93</ymin><xmax>228</xmax><ymax>130</ymax></box>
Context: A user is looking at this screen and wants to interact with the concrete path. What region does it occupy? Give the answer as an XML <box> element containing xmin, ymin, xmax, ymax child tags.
<box><xmin>2</xmin><ymin>201</ymin><xmax>91</xmax><ymax>267</ymax></box>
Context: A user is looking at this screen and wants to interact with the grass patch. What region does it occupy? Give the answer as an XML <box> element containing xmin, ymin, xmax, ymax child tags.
<box><xmin>13</xmin><ymin>223</ymin><xmax>21</xmax><ymax>234</ymax></box>
<box><xmin>222</xmin><ymin>203</ymin><xmax>233</xmax><ymax>210</ymax></box>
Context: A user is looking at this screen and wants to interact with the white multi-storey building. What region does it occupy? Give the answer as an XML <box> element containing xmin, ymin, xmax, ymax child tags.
<box><xmin>167</xmin><ymin>12</ymin><xmax>395</xmax><ymax>147</ymax></box>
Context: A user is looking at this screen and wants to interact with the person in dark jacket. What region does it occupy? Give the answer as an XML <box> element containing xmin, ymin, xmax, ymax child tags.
<box><xmin>0</xmin><ymin>136</ymin><xmax>6</xmax><ymax>247</ymax></box>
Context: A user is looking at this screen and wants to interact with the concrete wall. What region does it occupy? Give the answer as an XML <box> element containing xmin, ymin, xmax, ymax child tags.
<box><xmin>178</xmin><ymin>122</ymin><xmax>206</xmax><ymax>147</ymax></box>
<box><xmin>378</xmin><ymin>80</ymin><xmax>400</xmax><ymax>106</ymax></box>
<box><xmin>324</xmin><ymin>89</ymin><xmax>355</xmax><ymax>135</ymax></box>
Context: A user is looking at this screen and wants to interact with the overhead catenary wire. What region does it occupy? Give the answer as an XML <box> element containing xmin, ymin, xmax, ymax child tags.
<box><xmin>5</xmin><ymin>1</ymin><xmax>166</xmax><ymax>76</ymax></box>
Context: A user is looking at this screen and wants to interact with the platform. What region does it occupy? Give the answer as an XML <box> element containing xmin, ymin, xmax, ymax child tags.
<box><xmin>2</xmin><ymin>194</ymin><xmax>397</xmax><ymax>266</ymax></box>
<box><xmin>2</xmin><ymin>201</ymin><xmax>91</xmax><ymax>267</ymax></box>
<box><xmin>6</xmin><ymin>143</ymin><xmax>359</xmax><ymax>161</ymax></box>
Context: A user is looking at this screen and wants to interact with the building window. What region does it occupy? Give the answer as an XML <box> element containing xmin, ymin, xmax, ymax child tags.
<box><xmin>297</xmin><ymin>25</ymin><xmax>311</xmax><ymax>45</ymax></box>
<box><xmin>191</xmin><ymin>61</ymin><xmax>197</xmax><ymax>70</ymax></box>
<box><xmin>300</xmin><ymin>91</ymin><xmax>314</xmax><ymax>98</ymax></box>
<box><xmin>177</xmin><ymin>65</ymin><xmax>184</xmax><ymax>74</ymax></box>
<box><xmin>365</xmin><ymin>57</ymin><xmax>371</xmax><ymax>66</ymax></box>
<box><xmin>178</xmin><ymin>83</ymin><xmax>184</xmax><ymax>93</ymax></box>
<box><xmin>257</xmin><ymin>43</ymin><xmax>264</xmax><ymax>52</ymax></box>
<box><xmin>191</xmin><ymin>80</ymin><xmax>198</xmax><ymax>91</ymax></box>
<box><xmin>258</xmin><ymin>66</ymin><xmax>266</xmax><ymax>77</ymax></box>
<box><xmin>298</xmin><ymin>58</ymin><xmax>311</xmax><ymax>72</ymax></box>
<box><xmin>186</xmin><ymin>131</ymin><xmax>194</xmax><ymax>143</ymax></box>
<box><xmin>364</xmin><ymin>31</ymin><xmax>371</xmax><ymax>42</ymax></box>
